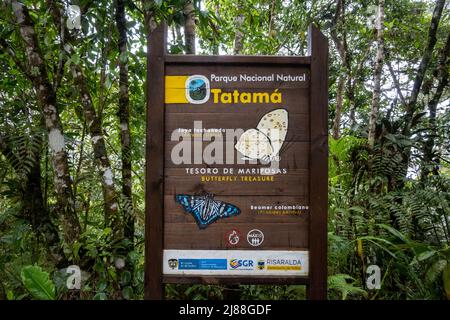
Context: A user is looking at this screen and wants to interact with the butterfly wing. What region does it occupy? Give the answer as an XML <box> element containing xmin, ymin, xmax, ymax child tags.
<box><xmin>175</xmin><ymin>194</ymin><xmax>210</xmax><ymax>228</ymax></box>
<box><xmin>201</xmin><ymin>198</ymin><xmax>241</xmax><ymax>226</ymax></box>
<box><xmin>175</xmin><ymin>194</ymin><xmax>240</xmax><ymax>229</ymax></box>
<box><xmin>175</xmin><ymin>194</ymin><xmax>194</xmax><ymax>213</ymax></box>
<box><xmin>256</xmin><ymin>109</ymin><xmax>288</xmax><ymax>157</ymax></box>
<box><xmin>235</xmin><ymin>128</ymin><xmax>273</xmax><ymax>160</ymax></box>
<box><xmin>175</xmin><ymin>194</ymin><xmax>206</xmax><ymax>223</ymax></box>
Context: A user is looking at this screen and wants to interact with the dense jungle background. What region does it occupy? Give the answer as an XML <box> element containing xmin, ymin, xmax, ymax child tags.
<box><xmin>0</xmin><ymin>0</ymin><xmax>449</xmax><ymax>300</ymax></box>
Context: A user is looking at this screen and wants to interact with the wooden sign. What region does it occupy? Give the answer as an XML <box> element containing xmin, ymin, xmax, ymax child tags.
<box><xmin>145</xmin><ymin>23</ymin><xmax>328</xmax><ymax>300</ymax></box>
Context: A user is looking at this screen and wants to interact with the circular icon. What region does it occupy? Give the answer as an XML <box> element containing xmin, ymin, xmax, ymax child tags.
<box><xmin>185</xmin><ymin>75</ymin><xmax>210</xmax><ymax>104</ymax></box>
<box><xmin>225</xmin><ymin>229</ymin><xmax>241</xmax><ymax>247</ymax></box>
<box><xmin>247</xmin><ymin>229</ymin><xmax>264</xmax><ymax>246</ymax></box>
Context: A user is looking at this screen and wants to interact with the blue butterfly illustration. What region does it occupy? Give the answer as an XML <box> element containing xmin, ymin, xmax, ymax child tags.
<box><xmin>175</xmin><ymin>193</ymin><xmax>241</xmax><ymax>229</ymax></box>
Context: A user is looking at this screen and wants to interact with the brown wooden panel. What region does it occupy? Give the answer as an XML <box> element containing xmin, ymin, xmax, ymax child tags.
<box><xmin>166</xmin><ymin>64</ymin><xmax>309</xmax><ymax>89</ymax></box>
<box><xmin>146</xmin><ymin>22</ymin><xmax>329</xmax><ymax>297</ymax></box>
<box><xmin>164</xmin><ymin>195</ymin><xmax>309</xmax><ymax>224</ymax></box>
<box><xmin>165</xmin><ymin>88</ymin><xmax>309</xmax><ymax>114</ymax></box>
<box><xmin>164</xmin><ymin>168</ymin><xmax>309</xmax><ymax>196</ymax></box>
<box><xmin>164</xmin><ymin>140</ymin><xmax>309</xmax><ymax>170</ymax></box>
<box><xmin>165</xmin><ymin>54</ymin><xmax>311</xmax><ymax>66</ymax></box>
<box><xmin>164</xmin><ymin>222</ymin><xmax>308</xmax><ymax>249</ymax></box>
<box><xmin>165</xmin><ymin>113</ymin><xmax>309</xmax><ymax>142</ymax></box>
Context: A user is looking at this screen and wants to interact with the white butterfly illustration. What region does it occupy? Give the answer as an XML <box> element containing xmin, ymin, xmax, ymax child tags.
<box><xmin>235</xmin><ymin>109</ymin><xmax>288</xmax><ymax>162</ymax></box>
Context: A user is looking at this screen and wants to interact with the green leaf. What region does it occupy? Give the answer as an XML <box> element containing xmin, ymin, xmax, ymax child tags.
<box><xmin>21</xmin><ymin>265</ymin><xmax>56</xmax><ymax>300</ymax></box>
<box><xmin>105</xmin><ymin>76</ymin><xmax>112</xmax><ymax>89</ymax></box>
<box><xmin>73</xmin><ymin>241</ymin><xmax>81</xmax><ymax>260</ymax></box>
<box><xmin>443</xmin><ymin>262</ymin><xmax>450</xmax><ymax>300</ymax></box>
<box><xmin>108</xmin><ymin>266</ymin><xmax>117</xmax><ymax>282</ymax></box>
<box><xmin>103</xmin><ymin>227</ymin><xmax>112</xmax><ymax>236</ymax></box>
<box><xmin>71</xmin><ymin>53</ymin><xmax>80</xmax><ymax>65</ymax></box>
<box><xmin>122</xmin><ymin>286</ymin><xmax>133</xmax><ymax>300</ymax></box>
<box><xmin>357</xmin><ymin>236</ymin><xmax>397</xmax><ymax>258</ymax></box>
<box><xmin>97</xmin><ymin>280</ymin><xmax>107</xmax><ymax>292</ymax></box>
<box><xmin>120</xmin><ymin>271</ymin><xmax>131</xmax><ymax>286</ymax></box>
<box><xmin>93</xmin><ymin>292</ymin><xmax>107</xmax><ymax>300</ymax></box>
<box><xmin>328</xmin><ymin>274</ymin><xmax>367</xmax><ymax>300</ymax></box>
<box><xmin>417</xmin><ymin>250</ymin><xmax>436</xmax><ymax>262</ymax></box>
<box><xmin>134</xmin><ymin>269</ymin><xmax>144</xmax><ymax>285</ymax></box>
<box><xmin>349</xmin><ymin>206</ymin><xmax>365</xmax><ymax>213</ymax></box>
<box><xmin>425</xmin><ymin>259</ymin><xmax>447</xmax><ymax>284</ymax></box>
<box><xmin>377</xmin><ymin>224</ymin><xmax>411</xmax><ymax>244</ymax></box>
<box><xmin>6</xmin><ymin>290</ymin><xmax>14</xmax><ymax>300</ymax></box>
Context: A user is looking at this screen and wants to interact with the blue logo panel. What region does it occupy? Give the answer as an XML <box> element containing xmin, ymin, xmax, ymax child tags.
<box><xmin>178</xmin><ymin>259</ymin><xmax>227</xmax><ymax>270</ymax></box>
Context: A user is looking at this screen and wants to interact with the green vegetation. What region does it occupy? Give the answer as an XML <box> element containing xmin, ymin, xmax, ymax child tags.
<box><xmin>0</xmin><ymin>0</ymin><xmax>449</xmax><ymax>300</ymax></box>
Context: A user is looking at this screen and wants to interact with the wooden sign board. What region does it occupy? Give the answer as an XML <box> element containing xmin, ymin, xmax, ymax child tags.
<box><xmin>145</xmin><ymin>23</ymin><xmax>328</xmax><ymax>300</ymax></box>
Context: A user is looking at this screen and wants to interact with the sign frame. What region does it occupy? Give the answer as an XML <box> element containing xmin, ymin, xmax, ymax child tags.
<box><xmin>145</xmin><ymin>23</ymin><xmax>328</xmax><ymax>300</ymax></box>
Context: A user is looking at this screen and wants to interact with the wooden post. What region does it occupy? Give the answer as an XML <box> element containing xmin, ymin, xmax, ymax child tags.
<box><xmin>307</xmin><ymin>24</ymin><xmax>329</xmax><ymax>300</ymax></box>
<box><xmin>145</xmin><ymin>22</ymin><xmax>167</xmax><ymax>300</ymax></box>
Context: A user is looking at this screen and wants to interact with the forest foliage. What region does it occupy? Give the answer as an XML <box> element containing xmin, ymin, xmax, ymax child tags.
<box><xmin>0</xmin><ymin>0</ymin><xmax>449</xmax><ymax>300</ymax></box>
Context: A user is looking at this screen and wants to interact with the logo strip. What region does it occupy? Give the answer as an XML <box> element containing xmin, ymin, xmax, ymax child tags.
<box><xmin>163</xmin><ymin>249</ymin><xmax>309</xmax><ymax>276</ymax></box>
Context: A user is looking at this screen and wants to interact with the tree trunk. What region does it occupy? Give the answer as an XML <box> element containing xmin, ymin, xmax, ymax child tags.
<box><xmin>183</xmin><ymin>0</ymin><xmax>196</xmax><ymax>54</ymax></box>
<box><xmin>8</xmin><ymin>0</ymin><xmax>81</xmax><ymax>243</ymax></box>
<box><xmin>347</xmin><ymin>45</ymin><xmax>371</xmax><ymax>129</ymax></box>
<box><xmin>233</xmin><ymin>3</ymin><xmax>244</xmax><ymax>54</ymax></box>
<box><xmin>71</xmin><ymin>66</ymin><xmax>121</xmax><ymax>238</ymax></box>
<box><xmin>176</xmin><ymin>24</ymin><xmax>183</xmax><ymax>49</ymax></box>
<box><xmin>116</xmin><ymin>0</ymin><xmax>134</xmax><ymax>243</ymax></box>
<box><xmin>333</xmin><ymin>75</ymin><xmax>345</xmax><ymax>139</ymax></box>
<box><xmin>368</xmin><ymin>0</ymin><xmax>385</xmax><ymax>149</ymax></box>
<box><xmin>421</xmin><ymin>33</ymin><xmax>450</xmax><ymax>179</ymax></box>
<box><xmin>46</xmin><ymin>1</ymin><xmax>121</xmax><ymax>238</ymax></box>
<box><xmin>386</xmin><ymin>59</ymin><xmax>406</xmax><ymax>105</ymax></box>
<box><xmin>406</xmin><ymin>0</ymin><xmax>446</xmax><ymax>123</ymax></box>
<box><xmin>330</xmin><ymin>0</ymin><xmax>348</xmax><ymax>139</ymax></box>
<box><xmin>212</xmin><ymin>3</ymin><xmax>220</xmax><ymax>55</ymax></box>
<box><xmin>399</xmin><ymin>0</ymin><xmax>446</xmax><ymax>183</ymax></box>
<box><xmin>268</xmin><ymin>0</ymin><xmax>276</xmax><ymax>37</ymax></box>
<box><xmin>142</xmin><ymin>0</ymin><xmax>158</xmax><ymax>38</ymax></box>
